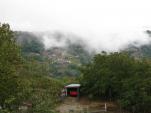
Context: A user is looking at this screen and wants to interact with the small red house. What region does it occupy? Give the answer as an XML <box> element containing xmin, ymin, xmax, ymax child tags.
<box><xmin>64</xmin><ymin>84</ymin><xmax>81</xmax><ymax>98</ymax></box>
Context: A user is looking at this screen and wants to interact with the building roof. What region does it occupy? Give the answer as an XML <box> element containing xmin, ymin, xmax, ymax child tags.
<box><xmin>65</xmin><ymin>84</ymin><xmax>81</xmax><ymax>88</ymax></box>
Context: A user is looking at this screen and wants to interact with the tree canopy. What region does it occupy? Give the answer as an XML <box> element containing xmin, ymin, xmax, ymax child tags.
<box><xmin>0</xmin><ymin>23</ymin><xmax>63</xmax><ymax>113</ymax></box>
<box><xmin>0</xmin><ymin>23</ymin><xmax>22</xmax><ymax>112</ymax></box>
<box><xmin>80</xmin><ymin>52</ymin><xmax>151</xmax><ymax>113</ymax></box>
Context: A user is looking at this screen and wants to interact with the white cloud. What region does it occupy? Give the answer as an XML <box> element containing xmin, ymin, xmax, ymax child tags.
<box><xmin>0</xmin><ymin>0</ymin><xmax>151</xmax><ymax>51</ymax></box>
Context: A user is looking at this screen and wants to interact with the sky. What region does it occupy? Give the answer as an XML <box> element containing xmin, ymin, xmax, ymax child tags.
<box><xmin>1</xmin><ymin>0</ymin><xmax>151</xmax><ymax>51</ymax></box>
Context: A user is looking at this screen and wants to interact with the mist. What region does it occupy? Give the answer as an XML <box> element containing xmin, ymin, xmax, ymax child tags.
<box><xmin>31</xmin><ymin>29</ymin><xmax>150</xmax><ymax>53</ymax></box>
<box><xmin>1</xmin><ymin>0</ymin><xmax>151</xmax><ymax>52</ymax></box>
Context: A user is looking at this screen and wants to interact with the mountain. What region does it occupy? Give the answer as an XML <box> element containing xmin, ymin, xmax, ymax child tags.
<box><xmin>123</xmin><ymin>30</ymin><xmax>151</xmax><ymax>59</ymax></box>
<box><xmin>15</xmin><ymin>31</ymin><xmax>92</xmax><ymax>77</ymax></box>
<box><xmin>15</xmin><ymin>30</ymin><xmax>151</xmax><ymax>77</ymax></box>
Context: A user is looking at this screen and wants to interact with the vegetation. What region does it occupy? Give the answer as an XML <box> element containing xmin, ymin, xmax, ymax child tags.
<box><xmin>0</xmin><ymin>23</ymin><xmax>63</xmax><ymax>113</ymax></box>
<box><xmin>18</xmin><ymin>73</ymin><xmax>62</xmax><ymax>113</ymax></box>
<box><xmin>1</xmin><ymin>23</ymin><xmax>151</xmax><ymax>113</ymax></box>
<box><xmin>15</xmin><ymin>31</ymin><xmax>92</xmax><ymax>77</ymax></box>
<box><xmin>80</xmin><ymin>52</ymin><xmax>151</xmax><ymax>113</ymax></box>
<box><xmin>0</xmin><ymin>23</ymin><xmax>22</xmax><ymax>112</ymax></box>
<box><xmin>16</xmin><ymin>31</ymin><xmax>44</xmax><ymax>54</ymax></box>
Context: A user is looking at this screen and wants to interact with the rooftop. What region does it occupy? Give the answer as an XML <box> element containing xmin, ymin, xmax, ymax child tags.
<box><xmin>65</xmin><ymin>84</ymin><xmax>81</xmax><ymax>88</ymax></box>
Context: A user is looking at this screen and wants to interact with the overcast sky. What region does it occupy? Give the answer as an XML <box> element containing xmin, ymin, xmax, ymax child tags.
<box><xmin>1</xmin><ymin>0</ymin><xmax>151</xmax><ymax>51</ymax></box>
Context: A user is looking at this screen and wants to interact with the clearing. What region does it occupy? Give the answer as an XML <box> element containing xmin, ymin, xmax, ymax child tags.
<box><xmin>56</xmin><ymin>97</ymin><xmax>127</xmax><ymax>113</ymax></box>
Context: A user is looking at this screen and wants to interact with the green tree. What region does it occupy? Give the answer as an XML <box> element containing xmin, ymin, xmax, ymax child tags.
<box><xmin>0</xmin><ymin>23</ymin><xmax>21</xmax><ymax>111</ymax></box>
<box><xmin>80</xmin><ymin>52</ymin><xmax>151</xmax><ymax>113</ymax></box>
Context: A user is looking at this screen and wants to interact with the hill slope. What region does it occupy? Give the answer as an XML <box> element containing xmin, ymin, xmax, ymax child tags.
<box><xmin>123</xmin><ymin>30</ymin><xmax>151</xmax><ymax>58</ymax></box>
<box><xmin>15</xmin><ymin>30</ymin><xmax>151</xmax><ymax>77</ymax></box>
<box><xmin>15</xmin><ymin>31</ymin><xmax>92</xmax><ymax>77</ymax></box>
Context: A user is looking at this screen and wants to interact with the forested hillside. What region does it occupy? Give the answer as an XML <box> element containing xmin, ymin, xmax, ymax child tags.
<box><xmin>15</xmin><ymin>31</ymin><xmax>92</xmax><ymax>77</ymax></box>
<box><xmin>80</xmin><ymin>52</ymin><xmax>151</xmax><ymax>113</ymax></box>
<box><xmin>15</xmin><ymin>30</ymin><xmax>151</xmax><ymax>79</ymax></box>
<box><xmin>1</xmin><ymin>23</ymin><xmax>151</xmax><ymax>113</ymax></box>
<box><xmin>0</xmin><ymin>24</ymin><xmax>63</xmax><ymax>113</ymax></box>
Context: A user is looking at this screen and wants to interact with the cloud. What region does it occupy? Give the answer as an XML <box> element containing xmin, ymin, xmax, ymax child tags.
<box><xmin>1</xmin><ymin>0</ymin><xmax>151</xmax><ymax>52</ymax></box>
<box><xmin>79</xmin><ymin>30</ymin><xmax>151</xmax><ymax>52</ymax></box>
<box><xmin>34</xmin><ymin>29</ymin><xmax>151</xmax><ymax>53</ymax></box>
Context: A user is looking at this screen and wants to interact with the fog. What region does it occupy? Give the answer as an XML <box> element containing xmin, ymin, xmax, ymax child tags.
<box><xmin>1</xmin><ymin>0</ymin><xmax>151</xmax><ymax>52</ymax></box>
<box><xmin>33</xmin><ymin>30</ymin><xmax>150</xmax><ymax>53</ymax></box>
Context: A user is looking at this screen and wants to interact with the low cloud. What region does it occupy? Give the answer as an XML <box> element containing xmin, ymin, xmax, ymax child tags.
<box><xmin>1</xmin><ymin>0</ymin><xmax>151</xmax><ymax>53</ymax></box>
<box><xmin>33</xmin><ymin>29</ymin><xmax>151</xmax><ymax>53</ymax></box>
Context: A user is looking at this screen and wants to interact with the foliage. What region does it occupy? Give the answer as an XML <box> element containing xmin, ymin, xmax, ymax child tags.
<box><xmin>80</xmin><ymin>52</ymin><xmax>151</xmax><ymax>113</ymax></box>
<box><xmin>16</xmin><ymin>31</ymin><xmax>44</xmax><ymax>54</ymax></box>
<box><xmin>0</xmin><ymin>24</ymin><xmax>63</xmax><ymax>113</ymax></box>
<box><xmin>18</xmin><ymin>74</ymin><xmax>63</xmax><ymax>113</ymax></box>
<box><xmin>17</xmin><ymin>58</ymin><xmax>63</xmax><ymax>113</ymax></box>
<box><xmin>15</xmin><ymin>31</ymin><xmax>92</xmax><ymax>77</ymax></box>
<box><xmin>0</xmin><ymin>23</ymin><xmax>22</xmax><ymax>112</ymax></box>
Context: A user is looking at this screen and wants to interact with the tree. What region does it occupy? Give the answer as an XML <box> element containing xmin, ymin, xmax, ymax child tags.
<box><xmin>80</xmin><ymin>52</ymin><xmax>151</xmax><ymax>113</ymax></box>
<box><xmin>0</xmin><ymin>23</ymin><xmax>21</xmax><ymax>111</ymax></box>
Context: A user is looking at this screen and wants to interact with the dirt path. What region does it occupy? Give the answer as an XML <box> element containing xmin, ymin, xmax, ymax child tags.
<box><xmin>56</xmin><ymin>97</ymin><xmax>119</xmax><ymax>113</ymax></box>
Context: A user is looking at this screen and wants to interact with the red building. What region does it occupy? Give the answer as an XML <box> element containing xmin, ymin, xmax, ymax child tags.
<box><xmin>64</xmin><ymin>84</ymin><xmax>81</xmax><ymax>98</ymax></box>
